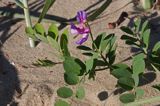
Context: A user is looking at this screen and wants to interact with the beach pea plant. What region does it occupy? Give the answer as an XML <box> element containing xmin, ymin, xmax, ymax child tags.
<box><xmin>14</xmin><ymin>0</ymin><xmax>160</xmax><ymax>106</ymax></box>
<box><xmin>27</xmin><ymin>10</ymin><xmax>117</xmax><ymax>105</ymax></box>
<box><xmin>26</xmin><ymin>11</ymin><xmax>160</xmax><ymax>106</ymax></box>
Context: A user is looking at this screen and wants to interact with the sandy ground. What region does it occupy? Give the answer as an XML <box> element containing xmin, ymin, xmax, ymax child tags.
<box><xmin>0</xmin><ymin>0</ymin><xmax>160</xmax><ymax>106</ymax></box>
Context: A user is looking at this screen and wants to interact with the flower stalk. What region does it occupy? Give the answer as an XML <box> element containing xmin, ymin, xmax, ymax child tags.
<box><xmin>23</xmin><ymin>0</ymin><xmax>35</xmax><ymax>48</ymax></box>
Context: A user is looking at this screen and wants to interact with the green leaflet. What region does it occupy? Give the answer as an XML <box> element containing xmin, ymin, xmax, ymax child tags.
<box><xmin>38</xmin><ymin>0</ymin><xmax>56</xmax><ymax>23</ymax></box>
<box><xmin>57</xmin><ymin>87</ymin><xmax>73</xmax><ymax>98</ymax></box>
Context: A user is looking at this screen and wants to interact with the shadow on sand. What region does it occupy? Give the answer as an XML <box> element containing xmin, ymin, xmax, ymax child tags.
<box><xmin>0</xmin><ymin>46</ymin><xmax>21</xmax><ymax>106</ymax></box>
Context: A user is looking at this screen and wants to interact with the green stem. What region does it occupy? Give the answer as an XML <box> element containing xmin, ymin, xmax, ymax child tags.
<box><xmin>95</xmin><ymin>67</ymin><xmax>109</xmax><ymax>71</ymax></box>
<box><xmin>87</xmin><ymin>22</ymin><xmax>111</xmax><ymax>68</ymax></box>
<box><xmin>78</xmin><ymin>74</ymin><xmax>86</xmax><ymax>87</ymax></box>
<box><xmin>124</xmin><ymin>96</ymin><xmax>160</xmax><ymax>106</ymax></box>
<box><xmin>100</xmin><ymin>52</ymin><xmax>111</xmax><ymax>68</ymax></box>
<box><xmin>87</xmin><ymin>24</ymin><xmax>94</xmax><ymax>42</ymax></box>
<box><xmin>150</xmin><ymin>62</ymin><xmax>159</xmax><ymax>72</ymax></box>
<box><xmin>23</xmin><ymin>0</ymin><xmax>35</xmax><ymax>48</ymax></box>
<box><xmin>86</xmin><ymin>22</ymin><xmax>98</xmax><ymax>51</ymax></box>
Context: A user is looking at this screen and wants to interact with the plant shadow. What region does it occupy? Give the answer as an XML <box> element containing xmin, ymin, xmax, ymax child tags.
<box><xmin>0</xmin><ymin>46</ymin><xmax>21</xmax><ymax>106</ymax></box>
<box><xmin>97</xmin><ymin>91</ymin><xmax>108</xmax><ymax>101</ymax></box>
<box><xmin>97</xmin><ymin>72</ymin><xmax>156</xmax><ymax>103</ymax></box>
<box><xmin>122</xmin><ymin>11</ymin><xmax>160</xmax><ymax>86</ymax></box>
<box><xmin>0</xmin><ymin>17</ymin><xmax>22</xmax><ymax>44</ymax></box>
<box><xmin>113</xmin><ymin>72</ymin><xmax>156</xmax><ymax>95</ymax></box>
<box><xmin>128</xmin><ymin>11</ymin><xmax>160</xmax><ymax>52</ymax></box>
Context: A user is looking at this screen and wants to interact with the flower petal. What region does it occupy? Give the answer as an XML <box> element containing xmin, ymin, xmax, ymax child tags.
<box><xmin>75</xmin><ymin>23</ymin><xmax>90</xmax><ymax>34</ymax></box>
<box><xmin>70</xmin><ymin>23</ymin><xmax>79</xmax><ymax>35</ymax></box>
<box><xmin>76</xmin><ymin>34</ymin><xmax>88</xmax><ymax>45</ymax></box>
<box><xmin>84</xmin><ymin>27</ymin><xmax>90</xmax><ymax>33</ymax></box>
<box><xmin>77</xmin><ymin>10</ymin><xmax>87</xmax><ymax>23</ymax></box>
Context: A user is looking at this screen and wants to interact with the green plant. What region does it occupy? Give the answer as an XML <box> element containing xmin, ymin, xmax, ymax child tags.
<box><xmin>29</xmin><ymin>16</ymin><xmax>160</xmax><ymax>105</ymax></box>
<box><xmin>14</xmin><ymin>0</ymin><xmax>56</xmax><ymax>47</ymax></box>
<box><xmin>15</xmin><ymin>0</ymin><xmax>160</xmax><ymax>106</ymax></box>
<box><xmin>15</xmin><ymin>0</ymin><xmax>36</xmax><ymax>47</ymax></box>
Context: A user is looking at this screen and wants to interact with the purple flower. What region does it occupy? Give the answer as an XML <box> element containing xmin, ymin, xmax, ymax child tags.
<box><xmin>76</xmin><ymin>11</ymin><xmax>87</xmax><ymax>23</ymax></box>
<box><xmin>76</xmin><ymin>34</ymin><xmax>89</xmax><ymax>45</ymax></box>
<box><xmin>70</xmin><ymin>11</ymin><xmax>90</xmax><ymax>45</ymax></box>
